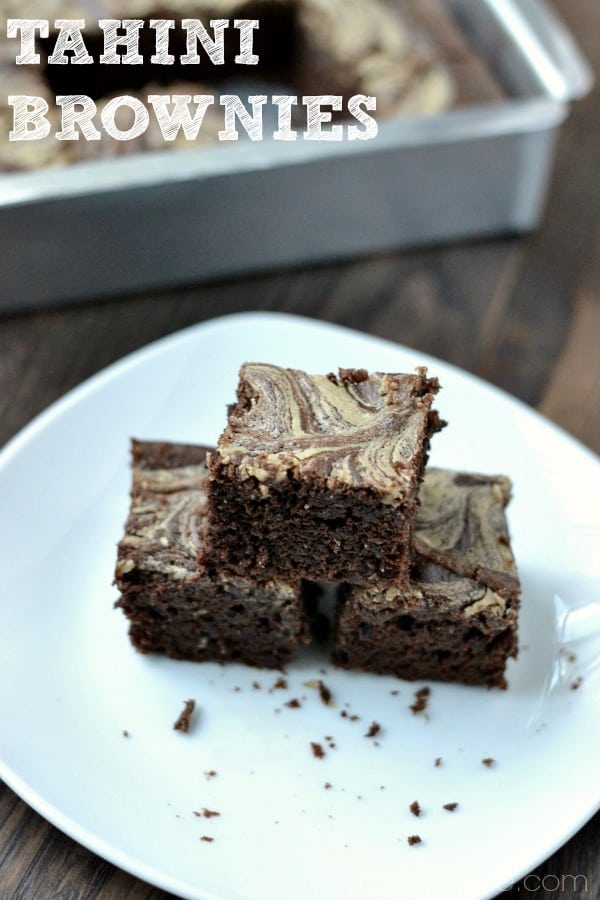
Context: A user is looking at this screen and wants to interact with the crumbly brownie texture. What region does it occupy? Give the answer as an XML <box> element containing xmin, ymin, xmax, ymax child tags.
<box><xmin>114</xmin><ymin>440</ymin><xmax>310</xmax><ymax>667</ymax></box>
<box><xmin>208</xmin><ymin>364</ymin><xmax>443</xmax><ymax>586</ymax></box>
<box><xmin>332</xmin><ymin>467</ymin><xmax>520</xmax><ymax>687</ymax></box>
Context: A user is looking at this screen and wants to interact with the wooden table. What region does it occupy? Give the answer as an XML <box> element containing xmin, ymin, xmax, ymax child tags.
<box><xmin>1</xmin><ymin>1</ymin><xmax>598</xmax><ymax>896</ymax></box>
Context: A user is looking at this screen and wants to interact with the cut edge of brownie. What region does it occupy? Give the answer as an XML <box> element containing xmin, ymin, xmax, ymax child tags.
<box><xmin>115</xmin><ymin>439</ymin><xmax>311</xmax><ymax>668</ymax></box>
<box><xmin>331</xmin><ymin>463</ymin><xmax>521</xmax><ymax>689</ymax></box>
<box><xmin>332</xmin><ymin>575</ymin><xmax>520</xmax><ymax>688</ymax></box>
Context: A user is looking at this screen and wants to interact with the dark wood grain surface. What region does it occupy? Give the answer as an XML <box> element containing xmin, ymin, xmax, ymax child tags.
<box><xmin>1</xmin><ymin>1</ymin><xmax>599</xmax><ymax>897</ymax></box>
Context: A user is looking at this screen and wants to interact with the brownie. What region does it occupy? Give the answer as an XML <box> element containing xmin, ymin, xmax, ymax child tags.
<box><xmin>397</xmin><ymin>0</ymin><xmax>506</xmax><ymax>106</ymax></box>
<box><xmin>114</xmin><ymin>440</ymin><xmax>310</xmax><ymax>667</ymax></box>
<box><xmin>294</xmin><ymin>0</ymin><xmax>454</xmax><ymax>117</ymax></box>
<box><xmin>332</xmin><ymin>467</ymin><xmax>520</xmax><ymax>688</ymax></box>
<box><xmin>413</xmin><ymin>467</ymin><xmax>520</xmax><ymax>596</ymax></box>
<box><xmin>207</xmin><ymin>364</ymin><xmax>444</xmax><ymax>586</ymax></box>
<box><xmin>3</xmin><ymin>0</ymin><xmax>507</xmax><ymax>173</ymax></box>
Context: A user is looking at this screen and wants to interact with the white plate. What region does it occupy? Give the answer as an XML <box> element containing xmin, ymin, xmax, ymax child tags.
<box><xmin>1</xmin><ymin>312</ymin><xmax>599</xmax><ymax>900</ymax></box>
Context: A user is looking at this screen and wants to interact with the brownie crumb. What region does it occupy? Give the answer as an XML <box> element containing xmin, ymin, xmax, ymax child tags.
<box><xmin>349</xmin><ymin>714</ymin><xmax>360</xmax><ymax>722</ymax></box>
<box><xmin>482</xmin><ymin>757</ymin><xmax>495</xmax><ymax>767</ymax></box>
<box><xmin>252</xmin><ymin>681</ymin><xmax>261</xmax><ymax>690</ymax></box>
<box><xmin>318</xmin><ymin>681</ymin><xmax>333</xmax><ymax>706</ymax></box>
<box><xmin>338</xmin><ymin>367</ymin><xmax>369</xmax><ymax>384</ymax></box>
<box><xmin>434</xmin><ymin>757</ymin><xmax>442</xmax><ymax>767</ymax></box>
<box><xmin>285</xmin><ymin>698</ymin><xmax>301</xmax><ymax>708</ymax></box>
<box><xmin>340</xmin><ymin>710</ymin><xmax>348</xmax><ymax>718</ymax></box>
<box><xmin>174</xmin><ymin>699</ymin><xmax>196</xmax><ymax>733</ymax></box>
<box><xmin>202</xmin><ymin>808</ymin><xmax>220</xmax><ymax>818</ymax></box>
<box><xmin>443</xmin><ymin>803</ymin><xmax>459</xmax><ymax>812</ymax></box>
<box><xmin>311</xmin><ymin>742</ymin><xmax>326</xmax><ymax>759</ymax></box>
<box><xmin>410</xmin><ymin>687</ymin><xmax>430</xmax><ymax>715</ymax></box>
<box><xmin>324</xmin><ymin>782</ymin><xmax>332</xmax><ymax>790</ymax></box>
<box><xmin>273</xmin><ymin>677</ymin><xmax>288</xmax><ymax>691</ymax></box>
<box><xmin>409</xmin><ymin>801</ymin><xmax>421</xmax><ymax>817</ymax></box>
<box><xmin>205</xmin><ymin>770</ymin><xmax>217</xmax><ymax>779</ymax></box>
<box><xmin>304</xmin><ymin>679</ymin><xmax>333</xmax><ymax>705</ymax></box>
<box><xmin>365</xmin><ymin>721</ymin><xmax>381</xmax><ymax>738</ymax></box>
<box><xmin>570</xmin><ymin>676</ymin><xmax>583</xmax><ymax>690</ymax></box>
<box><xmin>390</xmin><ymin>690</ymin><xmax>399</xmax><ymax>696</ymax></box>
<box><xmin>233</xmin><ymin>686</ymin><xmax>241</xmax><ymax>693</ymax></box>
<box><xmin>122</xmin><ymin>730</ymin><xmax>129</xmax><ymax>738</ymax></box>
<box><xmin>407</xmin><ymin>835</ymin><xmax>422</xmax><ymax>846</ymax></box>
<box><xmin>200</xmin><ymin>836</ymin><xmax>214</xmax><ymax>843</ymax></box>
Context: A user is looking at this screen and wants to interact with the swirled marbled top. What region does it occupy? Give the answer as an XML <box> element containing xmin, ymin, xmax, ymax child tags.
<box><xmin>346</xmin><ymin>567</ymin><xmax>514</xmax><ymax>619</ymax></box>
<box><xmin>413</xmin><ymin>467</ymin><xmax>520</xmax><ymax>597</ymax></box>
<box><xmin>213</xmin><ymin>364</ymin><xmax>442</xmax><ymax>504</ymax></box>
<box><xmin>115</xmin><ymin>442</ymin><xmax>211</xmax><ymax>582</ymax></box>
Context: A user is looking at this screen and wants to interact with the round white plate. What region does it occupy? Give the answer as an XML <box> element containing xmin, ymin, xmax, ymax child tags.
<box><xmin>1</xmin><ymin>312</ymin><xmax>598</xmax><ymax>900</ymax></box>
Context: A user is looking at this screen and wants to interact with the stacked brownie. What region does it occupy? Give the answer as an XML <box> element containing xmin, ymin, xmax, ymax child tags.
<box><xmin>115</xmin><ymin>363</ymin><xmax>520</xmax><ymax>686</ymax></box>
<box><xmin>333</xmin><ymin>468</ymin><xmax>521</xmax><ymax>687</ymax></box>
<box><xmin>207</xmin><ymin>364</ymin><xmax>443</xmax><ymax>585</ymax></box>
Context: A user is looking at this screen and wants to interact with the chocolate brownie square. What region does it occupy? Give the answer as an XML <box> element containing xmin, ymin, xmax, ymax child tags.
<box><xmin>332</xmin><ymin>468</ymin><xmax>520</xmax><ymax>687</ymax></box>
<box><xmin>207</xmin><ymin>364</ymin><xmax>443</xmax><ymax>586</ymax></box>
<box><xmin>115</xmin><ymin>440</ymin><xmax>310</xmax><ymax>668</ymax></box>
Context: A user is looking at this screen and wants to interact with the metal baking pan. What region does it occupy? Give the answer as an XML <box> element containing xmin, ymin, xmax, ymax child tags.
<box><xmin>0</xmin><ymin>0</ymin><xmax>592</xmax><ymax>312</ymax></box>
